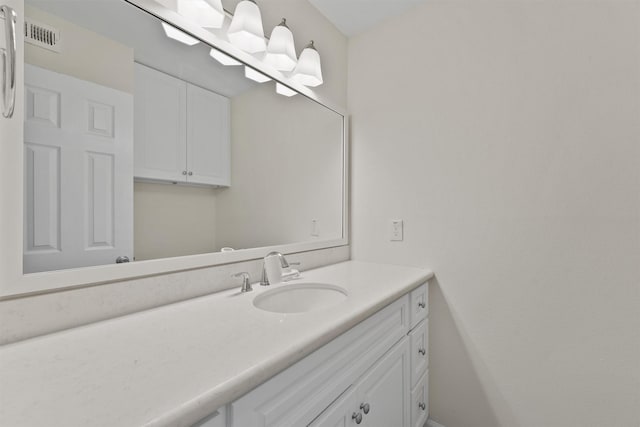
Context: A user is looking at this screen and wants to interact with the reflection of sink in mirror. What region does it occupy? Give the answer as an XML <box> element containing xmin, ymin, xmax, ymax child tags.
<box><xmin>22</xmin><ymin>0</ymin><xmax>344</xmax><ymax>274</ymax></box>
<box><xmin>253</xmin><ymin>283</ymin><xmax>348</xmax><ymax>314</ymax></box>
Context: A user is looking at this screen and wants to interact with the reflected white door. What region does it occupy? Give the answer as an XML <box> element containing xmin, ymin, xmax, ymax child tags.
<box><xmin>23</xmin><ymin>64</ymin><xmax>133</xmax><ymax>273</ymax></box>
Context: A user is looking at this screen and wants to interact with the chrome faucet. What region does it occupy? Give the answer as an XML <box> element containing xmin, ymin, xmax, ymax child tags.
<box><xmin>232</xmin><ymin>272</ymin><xmax>252</xmax><ymax>293</ymax></box>
<box><xmin>260</xmin><ymin>252</ymin><xmax>300</xmax><ymax>286</ymax></box>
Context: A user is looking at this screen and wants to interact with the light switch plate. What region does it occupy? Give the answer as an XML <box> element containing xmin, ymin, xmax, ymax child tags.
<box><xmin>311</xmin><ymin>219</ymin><xmax>320</xmax><ymax>237</ymax></box>
<box><xmin>390</xmin><ymin>219</ymin><xmax>403</xmax><ymax>241</ymax></box>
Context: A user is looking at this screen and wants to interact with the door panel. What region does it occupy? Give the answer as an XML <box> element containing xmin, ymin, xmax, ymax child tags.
<box><xmin>23</xmin><ymin>64</ymin><xmax>133</xmax><ymax>273</ymax></box>
<box><xmin>24</xmin><ymin>142</ymin><xmax>60</xmax><ymax>253</ymax></box>
<box><xmin>357</xmin><ymin>339</ymin><xmax>410</xmax><ymax>427</ymax></box>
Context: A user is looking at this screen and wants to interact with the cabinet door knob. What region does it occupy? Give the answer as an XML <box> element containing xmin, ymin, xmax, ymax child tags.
<box><xmin>418</xmin><ymin>301</ymin><xmax>426</xmax><ymax>309</ymax></box>
<box><xmin>352</xmin><ymin>412</ymin><xmax>362</xmax><ymax>424</ymax></box>
<box><xmin>419</xmin><ymin>402</ymin><xmax>426</xmax><ymax>411</ymax></box>
<box><xmin>188</xmin><ymin>171</ymin><xmax>193</xmax><ymax>176</ymax></box>
<box><xmin>419</xmin><ymin>348</ymin><xmax>426</xmax><ymax>356</ymax></box>
<box><xmin>182</xmin><ymin>170</ymin><xmax>187</xmax><ymax>175</ymax></box>
<box><xmin>360</xmin><ymin>402</ymin><xmax>370</xmax><ymax>414</ymax></box>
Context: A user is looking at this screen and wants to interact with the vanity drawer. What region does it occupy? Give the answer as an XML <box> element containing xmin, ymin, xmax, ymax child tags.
<box><xmin>409</xmin><ymin>283</ymin><xmax>428</xmax><ymax>330</ymax></box>
<box><xmin>410</xmin><ymin>370</ymin><xmax>429</xmax><ymax>427</ymax></box>
<box><xmin>409</xmin><ymin>318</ymin><xmax>428</xmax><ymax>387</ymax></box>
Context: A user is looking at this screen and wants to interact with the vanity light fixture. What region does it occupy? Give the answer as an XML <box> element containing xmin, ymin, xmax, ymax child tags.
<box><xmin>175</xmin><ymin>0</ymin><xmax>224</xmax><ymax>29</ymax></box>
<box><xmin>265</xmin><ymin>19</ymin><xmax>297</xmax><ymax>72</ymax></box>
<box><xmin>244</xmin><ymin>66</ymin><xmax>271</xmax><ymax>83</ymax></box>
<box><xmin>210</xmin><ymin>48</ymin><xmax>241</xmax><ymax>66</ymax></box>
<box><xmin>276</xmin><ymin>83</ymin><xmax>297</xmax><ymax>97</ymax></box>
<box><xmin>227</xmin><ymin>0</ymin><xmax>267</xmax><ymax>53</ymax></box>
<box><xmin>292</xmin><ymin>40</ymin><xmax>323</xmax><ymax>87</ymax></box>
<box><xmin>161</xmin><ymin>22</ymin><xmax>199</xmax><ymax>46</ymax></box>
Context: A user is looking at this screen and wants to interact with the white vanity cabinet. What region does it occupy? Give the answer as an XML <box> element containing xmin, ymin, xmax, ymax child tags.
<box><xmin>215</xmin><ymin>282</ymin><xmax>430</xmax><ymax>427</ymax></box>
<box><xmin>133</xmin><ymin>63</ymin><xmax>230</xmax><ymax>187</ymax></box>
<box><xmin>310</xmin><ymin>339</ymin><xmax>410</xmax><ymax>427</ymax></box>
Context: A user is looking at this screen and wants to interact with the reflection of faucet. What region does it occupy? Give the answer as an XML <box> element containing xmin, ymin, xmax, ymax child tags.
<box><xmin>260</xmin><ymin>252</ymin><xmax>300</xmax><ymax>286</ymax></box>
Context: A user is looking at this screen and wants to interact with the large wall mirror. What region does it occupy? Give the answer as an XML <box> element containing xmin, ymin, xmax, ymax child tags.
<box><xmin>19</xmin><ymin>0</ymin><xmax>346</xmax><ymax>281</ymax></box>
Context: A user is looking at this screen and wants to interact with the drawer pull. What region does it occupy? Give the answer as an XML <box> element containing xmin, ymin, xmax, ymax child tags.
<box><xmin>419</xmin><ymin>402</ymin><xmax>426</xmax><ymax>411</ymax></box>
<box><xmin>418</xmin><ymin>348</ymin><xmax>426</xmax><ymax>356</ymax></box>
<box><xmin>352</xmin><ymin>412</ymin><xmax>362</xmax><ymax>424</ymax></box>
<box><xmin>360</xmin><ymin>402</ymin><xmax>370</xmax><ymax>414</ymax></box>
<box><xmin>418</xmin><ymin>301</ymin><xmax>426</xmax><ymax>309</ymax></box>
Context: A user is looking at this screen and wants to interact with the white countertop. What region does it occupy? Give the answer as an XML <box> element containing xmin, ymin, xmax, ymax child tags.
<box><xmin>0</xmin><ymin>261</ymin><xmax>432</xmax><ymax>427</ymax></box>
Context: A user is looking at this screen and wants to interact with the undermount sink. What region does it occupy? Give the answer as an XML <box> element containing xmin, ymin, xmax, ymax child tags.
<box><xmin>253</xmin><ymin>283</ymin><xmax>348</xmax><ymax>314</ymax></box>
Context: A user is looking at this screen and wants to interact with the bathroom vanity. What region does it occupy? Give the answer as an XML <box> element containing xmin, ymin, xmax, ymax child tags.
<box><xmin>0</xmin><ymin>261</ymin><xmax>432</xmax><ymax>427</ymax></box>
<box><xmin>226</xmin><ymin>274</ymin><xmax>430</xmax><ymax>427</ymax></box>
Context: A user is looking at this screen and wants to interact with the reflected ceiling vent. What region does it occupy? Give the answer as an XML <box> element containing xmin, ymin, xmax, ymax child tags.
<box><xmin>24</xmin><ymin>18</ymin><xmax>61</xmax><ymax>53</ymax></box>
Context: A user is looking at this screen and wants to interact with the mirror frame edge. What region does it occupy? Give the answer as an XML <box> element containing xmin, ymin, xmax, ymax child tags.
<box><xmin>0</xmin><ymin>0</ymin><xmax>349</xmax><ymax>299</ymax></box>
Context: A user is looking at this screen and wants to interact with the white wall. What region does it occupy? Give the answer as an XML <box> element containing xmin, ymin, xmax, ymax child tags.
<box><xmin>25</xmin><ymin>6</ymin><xmax>134</xmax><ymax>94</ymax></box>
<box><xmin>134</xmin><ymin>182</ymin><xmax>219</xmax><ymax>260</ymax></box>
<box><xmin>348</xmin><ymin>2</ymin><xmax>640</xmax><ymax>427</ymax></box>
<box><xmin>214</xmin><ymin>84</ymin><xmax>344</xmax><ymax>250</ymax></box>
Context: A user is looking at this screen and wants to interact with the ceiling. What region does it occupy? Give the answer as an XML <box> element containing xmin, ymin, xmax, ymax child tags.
<box><xmin>307</xmin><ymin>0</ymin><xmax>428</xmax><ymax>37</ymax></box>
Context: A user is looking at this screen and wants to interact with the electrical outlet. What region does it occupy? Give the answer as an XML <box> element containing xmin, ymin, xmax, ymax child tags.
<box><xmin>390</xmin><ymin>219</ymin><xmax>403</xmax><ymax>241</ymax></box>
<box><xmin>311</xmin><ymin>219</ymin><xmax>319</xmax><ymax>237</ymax></box>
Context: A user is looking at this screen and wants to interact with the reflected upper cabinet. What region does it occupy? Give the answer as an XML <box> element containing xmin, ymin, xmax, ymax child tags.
<box><xmin>134</xmin><ymin>63</ymin><xmax>230</xmax><ymax>186</ymax></box>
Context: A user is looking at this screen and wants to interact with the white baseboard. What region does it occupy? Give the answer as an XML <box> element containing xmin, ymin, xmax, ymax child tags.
<box><xmin>426</xmin><ymin>418</ymin><xmax>446</xmax><ymax>427</ymax></box>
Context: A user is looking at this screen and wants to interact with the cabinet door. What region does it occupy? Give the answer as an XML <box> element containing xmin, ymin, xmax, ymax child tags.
<box><xmin>308</xmin><ymin>386</ymin><xmax>359</xmax><ymax>427</ymax></box>
<box><xmin>134</xmin><ymin>63</ymin><xmax>187</xmax><ymax>182</ymax></box>
<box><xmin>357</xmin><ymin>338</ymin><xmax>410</xmax><ymax>427</ymax></box>
<box><xmin>186</xmin><ymin>83</ymin><xmax>230</xmax><ymax>186</ymax></box>
<box><xmin>409</xmin><ymin>319</ymin><xmax>428</xmax><ymax>388</ymax></box>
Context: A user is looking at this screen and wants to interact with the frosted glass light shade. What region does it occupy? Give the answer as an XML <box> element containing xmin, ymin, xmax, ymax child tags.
<box><xmin>161</xmin><ymin>22</ymin><xmax>199</xmax><ymax>46</ymax></box>
<box><xmin>210</xmin><ymin>48</ymin><xmax>241</xmax><ymax>66</ymax></box>
<box><xmin>276</xmin><ymin>83</ymin><xmax>297</xmax><ymax>97</ymax></box>
<box><xmin>265</xmin><ymin>19</ymin><xmax>297</xmax><ymax>72</ymax></box>
<box><xmin>292</xmin><ymin>41</ymin><xmax>323</xmax><ymax>87</ymax></box>
<box><xmin>244</xmin><ymin>66</ymin><xmax>271</xmax><ymax>83</ymax></box>
<box><xmin>228</xmin><ymin>0</ymin><xmax>266</xmax><ymax>53</ymax></box>
<box><xmin>176</xmin><ymin>0</ymin><xmax>224</xmax><ymax>28</ymax></box>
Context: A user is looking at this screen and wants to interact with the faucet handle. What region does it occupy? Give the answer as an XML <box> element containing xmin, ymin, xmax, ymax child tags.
<box><xmin>232</xmin><ymin>272</ymin><xmax>252</xmax><ymax>293</ymax></box>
